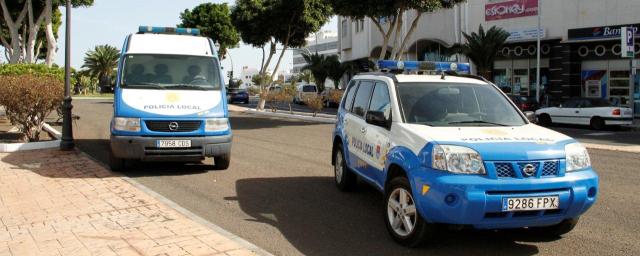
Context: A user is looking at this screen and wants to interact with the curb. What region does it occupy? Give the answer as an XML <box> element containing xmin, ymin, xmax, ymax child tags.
<box><xmin>583</xmin><ymin>143</ymin><xmax>640</xmax><ymax>153</ymax></box>
<box><xmin>0</xmin><ymin>123</ymin><xmax>61</xmax><ymax>153</ymax></box>
<box><xmin>244</xmin><ymin>109</ymin><xmax>336</xmax><ymax>124</ymax></box>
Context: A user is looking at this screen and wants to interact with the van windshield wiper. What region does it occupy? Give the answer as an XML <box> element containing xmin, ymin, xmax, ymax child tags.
<box><xmin>165</xmin><ymin>84</ymin><xmax>212</xmax><ymax>91</ymax></box>
<box><xmin>447</xmin><ymin>120</ymin><xmax>509</xmax><ymax>126</ymax></box>
<box><xmin>124</xmin><ymin>83</ymin><xmax>166</xmax><ymax>90</ymax></box>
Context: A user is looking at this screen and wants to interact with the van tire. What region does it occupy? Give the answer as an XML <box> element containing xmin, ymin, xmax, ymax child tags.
<box><xmin>109</xmin><ymin>153</ymin><xmax>126</xmax><ymax>172</ymax></box>
<box><xmin>214</xmin><ymin>154</ymin><xmax>231</xmax><ymax>170</ymax></box>
<box><xmin>385</xmin><ymin>176</ymin><xmax>435</xmax><ymax>247</ymax></box>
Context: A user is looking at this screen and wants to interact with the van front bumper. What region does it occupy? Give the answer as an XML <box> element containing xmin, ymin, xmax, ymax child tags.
<box><xmin>412</xmin><ymin>168</ymin><xmax>599</xmax><ymax>229</ymax></box>
<box><xmin>110</xmin><ymin>134</ymin><xmax>232</xmax><ymax>160</ymax></box>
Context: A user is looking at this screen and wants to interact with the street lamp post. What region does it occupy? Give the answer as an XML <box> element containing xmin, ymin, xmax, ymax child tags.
<box><xmin>60</xmin><ymin>0</ymin><xmax>74</xmax><ymax>150</ymax></box>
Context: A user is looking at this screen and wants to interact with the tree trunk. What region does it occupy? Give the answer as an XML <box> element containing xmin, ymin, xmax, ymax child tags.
<box><xmin>0</xmin><ymin>0</ymin><xmax>28</xmax><ymax>63</ymax></box>
<box><xmin>389</xmin><ymin>7</ymin><xmax>405</xmax><ymax>61</ymax></box>
<box><xmin>44</xmin><ymin>0</ymin><xmax>56</xmax><ymax>67</ymax></box>
<box><xmin>370</xmin><ymin>15</ymin><xmax>396</xmax><ymax>61</ymax></box>
<box><xmin>396</xmin><ymin>11</ymin><xmax>423</xmax><ymax>61</ymax></box>
<box><xmin>25</xmin><ymin>0</ymin><xmax>45</xmax><ymax>63</ymax></box>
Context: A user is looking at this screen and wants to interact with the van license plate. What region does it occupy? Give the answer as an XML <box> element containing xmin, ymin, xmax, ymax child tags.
<box><xmin>156</xmin><ymin>140</ymin><xmax>191</xmax><ymax>148</ymax></box>
<box><xmin>502</xmin><ymin>196</ymin><xmax>559</xmax><ymax>212</ymax></box>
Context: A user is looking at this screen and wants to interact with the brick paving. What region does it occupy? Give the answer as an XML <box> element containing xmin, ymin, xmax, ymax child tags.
<box><xmin>0</xmin><ymin>149</ymin><xmax>261</xmax><ymax>256</ymax></box>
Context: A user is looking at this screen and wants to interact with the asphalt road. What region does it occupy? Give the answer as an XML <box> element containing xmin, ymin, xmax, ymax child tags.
<box><xmin>72</xmin><ymin>99</ymin><xmax>639</xmax><ymax>255</ymax></box>
<box><xmin>240</xmin><ymin>97</ymin><xmax>339</xmax><ymax>116</ymax></box>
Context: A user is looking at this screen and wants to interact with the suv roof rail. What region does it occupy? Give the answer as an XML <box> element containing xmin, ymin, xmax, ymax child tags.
<box><xmin>442</xmin><ymin>71</ymin><xmax>494</xmax><ymax>84</ymax></box>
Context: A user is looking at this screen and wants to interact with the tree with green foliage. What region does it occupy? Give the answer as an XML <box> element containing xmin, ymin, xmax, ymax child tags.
<box><xmin>179</xmin><ymin>3</ymin><xmax>239</xmax><ymax>59</ymax></box>
<box><xmin>451</xmin><ymin>25</ymin><xmax>510</xmax><ymax>81</ymax></box>
<box><xmin>0</xmin><ymin>0</ymin><xmax>91</xmax><ymax>65</ymax></box>
<box><xmin>330</xmin><ymin>0</ymin><xmax>464</xmax><ymax>61</ymax></box>
<box><xmin>325</xmin><ymin>55</ymin><xmax>346</xmax><ymax>90</ymax></box>
<box><xmin>301</xmin><ymin>52</ymin><xmax>329</xmax><ymax>92</ymax></box>
<box><xmin>82</xmin><ymin>45</ymin><xmax>119</xmax><ymax>91</ymax></box>
<box><xmin>232</xmin><ymin>0</ymin><xmax>332</xmax><ymax>110</ymax></box>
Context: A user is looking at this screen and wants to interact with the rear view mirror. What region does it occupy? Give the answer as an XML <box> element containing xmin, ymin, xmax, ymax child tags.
<box><xmin>366</xmin><ymin>111</ymin><xmax>391</xmax><ymax>129</ymax></box>
<box><xmin>437</xmin><ymin>87</ymin><xmax>460</xmax><ymax>95</ymax></box>
<box><xmin>524</xmin><ymin>111</ymin><xmax>536</xmax><ymax>123</ymax></box>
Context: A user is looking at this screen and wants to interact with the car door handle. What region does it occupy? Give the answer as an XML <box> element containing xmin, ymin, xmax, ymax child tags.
<box><xmin>575</xmin><ymin>111</ymin><xmax>579</xmax><ymax>114</ymax></box>
<box><xmin>361</xmin><ymin>127</ymin><xmax>367</xmax><ymax>134</ymax></box>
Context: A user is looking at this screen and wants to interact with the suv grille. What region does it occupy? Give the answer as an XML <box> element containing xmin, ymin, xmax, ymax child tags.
<box><xmin>493</xmin><ymin>161</ymin><xmax>559</xmax><ymax>178</ymax></box>
<box><xmin>145</xmin><ymin>120</ymin><xmax>201</xmax><ymax>132</ymax></box>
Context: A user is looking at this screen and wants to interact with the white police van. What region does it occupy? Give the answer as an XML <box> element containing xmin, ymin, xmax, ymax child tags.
<box><xmin>331</xmin><ymin>60</ymin><xmax>599</xmax><ymax>247</ymax></box>
<box><xmin>109</xmin><ymin>26</ymin><xmax>231</xmax><ymax>171</ymax></box>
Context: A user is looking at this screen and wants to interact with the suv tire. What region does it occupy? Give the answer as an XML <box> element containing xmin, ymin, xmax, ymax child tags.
<box><xmin>385</xmin><ymin>176</ymin><xmax>436</xmax><ymax>247</ymax></box>
<box><xmin>333</xmin><ymin>145</ymin><xmax>356</xmax><ymax>191</ymax></box>
<box><xmin>534</xmin><ymin>218</ymin><xmax>580</xmax><ymax>237</ymax></box>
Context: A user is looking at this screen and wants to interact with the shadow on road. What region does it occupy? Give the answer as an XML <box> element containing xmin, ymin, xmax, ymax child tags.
<box><xmin>229</xmin><ymin>176</ymin><xmax>551</xmax><ymax>256</ymax></box>
<box><xmin>230</xmin><ymin>115</ymin><xmax>328</xmax><ymax>130</ymax></box>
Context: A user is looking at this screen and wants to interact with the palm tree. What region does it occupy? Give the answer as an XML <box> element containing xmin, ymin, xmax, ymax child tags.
<box><xmin>301</xmin><ymin>52</ymin><xmax>328</xmax><ymax>92</ymax></box>
<box><xmin>325</xmin><ymin>55</ymin><xmax>346</xmax><ymax>90</ymax></box>
<box><xmin>82</xmin><ymin>45</ymin><xmax>120</xmax><ymax>92</ymax></box>
<box><xmin>452</xmin><ymin>25</ymin><xmax>510</xmax><ymax>81</ymax></box>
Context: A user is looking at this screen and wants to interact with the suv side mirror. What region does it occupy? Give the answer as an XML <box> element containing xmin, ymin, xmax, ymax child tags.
<box><xmin>366</xmin><ymin>111</ymin><xmax>391</xmax><ymax>129</ymax></box>
<box><xmin>524</xmin><ymin>111</ymin><xmax>536</xmax><ymax>123</ymax></box>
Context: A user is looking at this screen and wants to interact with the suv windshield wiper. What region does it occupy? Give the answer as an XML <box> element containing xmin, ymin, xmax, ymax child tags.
<box><xmin>447</xmin><ymin>120</ymin><xmax>508</xmax><ymax>126</ymax></box>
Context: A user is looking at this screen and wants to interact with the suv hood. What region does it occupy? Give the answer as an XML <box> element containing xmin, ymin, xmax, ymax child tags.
<box><xmin>398</xmin><ymin>123</ymin><xmax>574</xmax><ymax>161</ymax></box>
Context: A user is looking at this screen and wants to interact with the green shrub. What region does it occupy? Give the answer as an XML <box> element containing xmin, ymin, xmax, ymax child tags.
<box><xmin>0</xmin><ymin>64</ymin><xmax>66</xmax><ymax>82</ymax></box>
<box><xmin>0</xmin><ymin>75</ymin><xmax>64</xmax><ymax>142</ymax></box>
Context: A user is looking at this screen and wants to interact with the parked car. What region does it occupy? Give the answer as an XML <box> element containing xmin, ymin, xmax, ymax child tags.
<box><xmin>227</xmin><ymin>88</ymin><xmax>250</xmax><ymax>104</ymax></box>
<box><xmin>536</xmin><ymin>98</ymin><xmax>633</xmax><ymax>130</ymax></box>
<box><xmin>332</xmin><ymin>60</ymin><xmax>598</xmax><ymax>247</ymax></box>
<box><xmin>509</xmin><ymin>95</ymin><xmax>540</xmax><ymax>112</ymax></box>
<box><xmin>293</xmin><ymin>84</ymin><xmax>318</xmax><ymax>104</ymax></box>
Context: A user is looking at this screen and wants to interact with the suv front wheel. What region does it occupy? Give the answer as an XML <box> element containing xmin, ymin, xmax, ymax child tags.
<box><xmin>385</xmin><ymin>176</ymin><xmax>436</xmax><ymax>247</ymax></box>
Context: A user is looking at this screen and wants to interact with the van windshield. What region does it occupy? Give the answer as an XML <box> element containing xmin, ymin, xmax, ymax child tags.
<box><xmin>397</xmin><ymin>82</ymin><xmax>527</xmax><ymax>127</ymax></box>
<box><xmin>120</xmin><ymin>54</ymin><xmax>222</xmax><ymax>90</ymax></box>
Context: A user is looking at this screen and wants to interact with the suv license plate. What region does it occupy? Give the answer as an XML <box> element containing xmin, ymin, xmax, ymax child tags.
<box><xmin>156</xmin><ymin>140</ymin><xmax>191</xmax><ymax>148</ymax></box>
<box><xmin>502</xmin><ymin>196</ymin><xmax>559</xmax><ymax>212</ymax></box>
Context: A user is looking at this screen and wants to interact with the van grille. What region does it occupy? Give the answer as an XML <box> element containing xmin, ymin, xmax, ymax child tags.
<box><xmin>145</xmin><ymin>120</ymin><xmax>201</xmax><ymax>132</ymax></box>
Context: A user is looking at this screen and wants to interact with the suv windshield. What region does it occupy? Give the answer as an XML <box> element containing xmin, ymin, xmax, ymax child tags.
<box><xmin>397</xmin><ymin>82</ymin><xmax>527</xmax><ymax>127</ymax></box>
<box><xmin>120</xmin><ymin>54</ymin><xmax>222</xmax><ymax>90</ymax></box>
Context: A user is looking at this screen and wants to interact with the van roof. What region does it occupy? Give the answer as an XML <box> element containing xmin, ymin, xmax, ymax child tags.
<box><xmin>126</xmin><ymin>33</ymin><xmax>215</xmax><ymax>57</ymax></box>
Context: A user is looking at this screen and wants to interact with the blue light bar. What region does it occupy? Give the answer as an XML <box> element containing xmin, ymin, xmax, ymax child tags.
<box><xmin>138</xmin><ymin>26</ymin><xmax>200</xmax><ymax>36</ymax></box>
<box><xmin>378</xmin><ymin>60</ymin><xmax>470</xmax><ymax>74</ymax></box>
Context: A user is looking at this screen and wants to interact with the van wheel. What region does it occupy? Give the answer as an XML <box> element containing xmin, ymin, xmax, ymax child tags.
<box><xmin>538</xmin><ymin>114</ymin><xmax>552</xmax><ymax>126</ymax></box>
<box><xmin>334</xmin><ymin>146</ymin><xmax>356</xmax><ymax>191</ymax></box>
<box><xmin>590</xmin><ymin>117</ymin><xmax>605</xmax><ymax>130</ymax></box>
<box><xmin>109</xmin><ymin>153</ymin><xmax>126</xmax><ymax>172</ymax></box>
<box><xmin>534</xmin><ymin>218</ymin><xmax>580</xmax><ymax>237</ymax></box>
<box><xmin>214</xmin><ymin>154</ymin><xmax>231</xmax><ymax>170</ymax></box>
<box><xmin>385</xmin><ymin>176</ymin><xmax>435</xmax><ymax>247</ymax></box>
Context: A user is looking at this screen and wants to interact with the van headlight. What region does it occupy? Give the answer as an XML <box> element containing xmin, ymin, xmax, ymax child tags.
<box><xmin>113</xmin><ymin>117</ymin><xmax>141</xmax><ymax>132</ymax></box>
<box><xmin>432</xmin><ymin>145</ymin><xmax>486</xmax><ymax>174</ymax></box>
<box><xmin>565</xmin><ymin>143</ymin><xmax>591</xmax><ymax>172</ymax></box>
<box><xmin>205</xmin><ymin>118</ymin><xmax>229</xmax><ymax>132</ymax></box>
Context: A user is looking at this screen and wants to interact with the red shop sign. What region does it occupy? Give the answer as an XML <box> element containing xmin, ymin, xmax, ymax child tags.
<box><xmin>485</xmin><ymin>0</ymin><xmax>538</xmax><ymax>21</ymax></box>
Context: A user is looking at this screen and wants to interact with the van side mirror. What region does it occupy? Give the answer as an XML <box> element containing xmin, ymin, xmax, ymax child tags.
<box><xmin>524</xmin><ymin>111</ymin><xmax>536</xmax><ymax>123</ymax></box>
<box><xmin>366</xmin><ymin>111</ymin><xmax>391</xmax><ymax>129</ymax></box>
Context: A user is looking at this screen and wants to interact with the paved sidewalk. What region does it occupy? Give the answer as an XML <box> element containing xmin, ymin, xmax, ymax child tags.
<box><xmin>0</xmin><ymin>149</ymin><xmax>264</xmax><ymax>256</ymax></box>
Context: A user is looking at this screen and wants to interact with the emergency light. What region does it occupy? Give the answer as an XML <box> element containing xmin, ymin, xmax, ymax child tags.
<box><xmin>138</xmin><ymin>26</ymin><xmax>201</xmax><ymax>36</ymax></box>
<box><xmin>377</xmin><ymin>60</ymin><xmax>471</xmax><ymax>74</ymax></box>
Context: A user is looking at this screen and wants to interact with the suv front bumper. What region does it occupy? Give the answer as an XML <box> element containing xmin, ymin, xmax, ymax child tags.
<box><xmin>411</xmin><ymin>168</ymin><xmax>598</xmax><ymax>229</ymax></box>
<box><xmin>110</xmin><ymin>134</ymin><xmax>232</xmax><ymax>161</ymax></box>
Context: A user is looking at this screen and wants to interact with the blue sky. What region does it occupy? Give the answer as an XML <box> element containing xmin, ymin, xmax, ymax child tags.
<box><xmin>54</xmin><ymin>0</ymin><xmax>336</xmax><ymax>77</ymax></box>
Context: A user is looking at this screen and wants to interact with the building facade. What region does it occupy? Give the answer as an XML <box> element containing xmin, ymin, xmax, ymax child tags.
<box><xmin>292</xmin><ymin>31</ymin><xmax>339</xmax><ymax>74</ymax></box>
<box><xmin>338</xmin><ymin>0</ymin><xmax>640</xmax><ymax>116</ymax></box>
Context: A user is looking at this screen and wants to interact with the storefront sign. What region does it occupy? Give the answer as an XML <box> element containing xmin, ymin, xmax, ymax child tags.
<box><xmin>568</xmin><ymin>24</ymin><xmax>640</xmax><ymax>41</ymax></box>
<box><xmin>621</xmin><ymin>27</ymin><xmax>635</xmax><ymax>58</ymax></box>
<box><xmin>506</xmin><ymin>28</ymin><xmax>546</xmax><ymax>42</ymax></box>
<box><xmin>485</xmin><ymin>0</ymin><xmax>538</xmax><ymax>21</ymax></box>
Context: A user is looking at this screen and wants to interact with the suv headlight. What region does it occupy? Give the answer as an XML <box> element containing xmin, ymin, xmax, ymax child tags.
<box><xmin>205</xmin><ymin>118</ymin><xmax>229</xmax><ymax>132</ymax></box>
<box><xmin>565</xmin><ymin>143</ymin><xmax>591</xmax><ymax>172</ymax></box>
<box><xmin>113</xmin><ymin>117</ymin><xmax>141</xmax><ymax>132</ymax></box>
<box><xmin>432</xmin><ymin>145</ymin><xmax>486</xmax><ymax>174</ymax></box>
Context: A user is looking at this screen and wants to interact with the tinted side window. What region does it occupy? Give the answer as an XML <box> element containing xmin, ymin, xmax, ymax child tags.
<box><xmin>342</xmin><ymin>81</ymin><xmax>358</xmax><ymax>111</ymax></box>
<box><xmin>369</xmin><ymin>82</ymin><xmax>391</xmax><ymax>120</ymax></box>
<box><xmin>352</xmin><ymin>81</ymin><xmax>374</xmax><ymax>117</ymax></box>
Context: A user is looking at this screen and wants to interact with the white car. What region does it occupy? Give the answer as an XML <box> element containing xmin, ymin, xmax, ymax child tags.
<box><xmin>293</xmin><ymin>84</ymin><xmax>318</xmax><ymax>104</ymax></box>
<box><xmin>536</xmin><ymin>98</ymin><xmax>633</xmax><ymax>130</ymax></box>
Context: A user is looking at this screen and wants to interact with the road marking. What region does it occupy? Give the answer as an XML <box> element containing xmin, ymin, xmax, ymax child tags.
<box><xmin>584</xmin><ymin>132</ymin><xmax>615</xmax><ymax>136</ymax></box>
